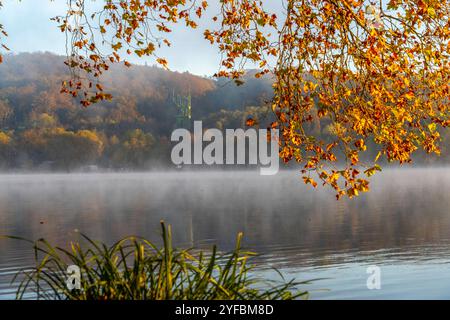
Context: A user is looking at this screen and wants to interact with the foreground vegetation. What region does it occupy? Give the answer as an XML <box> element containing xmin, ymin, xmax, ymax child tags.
<box><xmin>10</xmin><ymin>222</ymin><xmax>310</xmax><ymax>300</ymax></box>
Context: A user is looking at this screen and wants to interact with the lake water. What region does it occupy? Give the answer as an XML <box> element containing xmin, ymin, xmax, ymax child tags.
<box><xmin>0</xmin><ymin>168</ymin><xmax>449</xmax><ymax>299</ymax></box>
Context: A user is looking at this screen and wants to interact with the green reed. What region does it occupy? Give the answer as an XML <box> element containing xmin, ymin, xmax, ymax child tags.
<box><xmin>7</xmin><ymin>222</ymin><xmax>312</xmax><ymax>300</ymax></box>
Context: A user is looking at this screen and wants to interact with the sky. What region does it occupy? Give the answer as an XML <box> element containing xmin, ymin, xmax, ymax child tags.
<box><xmin>0</xmin><ymin>0</ymin><xmax>235</xmax><ymax>76</ymax></box>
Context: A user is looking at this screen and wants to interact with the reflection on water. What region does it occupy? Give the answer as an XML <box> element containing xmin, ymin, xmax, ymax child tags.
<box><xmin>0</xmin><ymin>168</ymin><xmax>450</xmax><ymax>299</ymax></box>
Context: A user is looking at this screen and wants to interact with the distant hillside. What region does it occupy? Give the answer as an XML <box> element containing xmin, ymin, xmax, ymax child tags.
<box><xmin>0</xmin><ymin>52</ymin><xmax>274</xmax><ymax>132</ymax></box>
<box><xmin>0</xmin><ymin>52</ymin><xmax>447</xmax><ymax>171</ymax></box>
<box><xmin>0</xmin><ymin>52</ymin><xmax>275</xmax><ymax>170</ymax></box>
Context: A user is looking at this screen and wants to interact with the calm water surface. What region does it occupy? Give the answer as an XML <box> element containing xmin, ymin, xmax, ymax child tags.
<box><xmin>0</xmin><ymin>168</ymin><xmax>449</xmax><ymax>299</ymax></box>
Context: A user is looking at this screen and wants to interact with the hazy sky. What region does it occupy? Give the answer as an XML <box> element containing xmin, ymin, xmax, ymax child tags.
<box><xmin>0</xmin><ymin>0</ymin><xmax>245</xmax><ymax>76</ymax></box>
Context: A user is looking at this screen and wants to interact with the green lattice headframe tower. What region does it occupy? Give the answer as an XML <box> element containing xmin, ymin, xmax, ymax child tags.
<box><xmin>172</xmin><ymin>90</ymin><xmax>192</xmax><ymax>130</ymax></box>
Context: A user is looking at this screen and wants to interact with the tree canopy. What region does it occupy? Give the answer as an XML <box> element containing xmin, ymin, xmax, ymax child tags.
<box><xmin>0</xmin><ymin>0</ymin><xmax>449</xmax><ymax>198</ymax></box>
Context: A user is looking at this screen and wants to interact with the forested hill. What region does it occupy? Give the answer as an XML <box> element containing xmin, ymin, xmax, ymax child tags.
<box><xmin>0</xmin><ymin>52</ymin><xmax>274</xmax><ymax>170</ymax></box>
<box><xmin>0</xmin><ymin>52</ymin><xmax>448</xmax><ymax>171</ymax></box>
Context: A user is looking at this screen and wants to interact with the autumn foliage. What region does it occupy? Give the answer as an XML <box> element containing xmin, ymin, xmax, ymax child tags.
<box><xmin>0</xmin><ymin>0</ymin><xmax>449</xmax><ymax>198</ymax></box>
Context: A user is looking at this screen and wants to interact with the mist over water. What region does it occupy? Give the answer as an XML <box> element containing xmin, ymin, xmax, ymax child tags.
<box><xmin>1</xmin><ymin>168</ymin><xmax>450</xmax><ymax>299</ymax></box>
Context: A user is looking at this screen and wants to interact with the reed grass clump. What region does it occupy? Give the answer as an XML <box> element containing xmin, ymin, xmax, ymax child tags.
<box><xmin>10</xmin><ymin>222</ymin><xmax>310</xmax><ymax>300</ymax></box>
